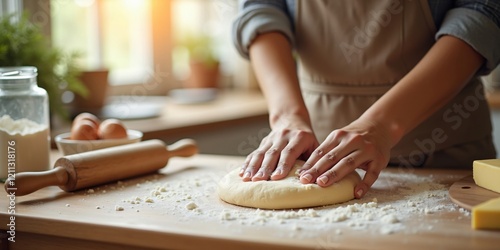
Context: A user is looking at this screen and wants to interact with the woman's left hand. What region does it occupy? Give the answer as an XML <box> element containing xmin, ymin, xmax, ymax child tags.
<box><xmin>298</xmin><ymin>35</ymin><xmax>487</xmax><ymax>199</ymax></box>
<box><xmin>298</xmin><ymin>119</ymin><xmax>393</xmax><ymax>198</ymax></box>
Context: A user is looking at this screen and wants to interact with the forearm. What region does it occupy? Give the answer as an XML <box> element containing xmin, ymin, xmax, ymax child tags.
<box><xmin>360</xmin><ymin>35</ymin><xmax>485</xmax><ymax>146</ymax></box>
<box><xmin>249</xmin><ymin>32</ymin><xmax>312</xmax><ymax>129</ymax></box>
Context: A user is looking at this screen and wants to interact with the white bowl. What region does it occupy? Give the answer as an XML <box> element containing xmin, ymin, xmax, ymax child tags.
<box><xmin>55</xmin><ymin>129</ymin><xmax>143</xmax><ymax>155</ymax></box>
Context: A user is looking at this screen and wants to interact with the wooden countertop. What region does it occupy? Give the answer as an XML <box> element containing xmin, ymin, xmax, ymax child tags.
<box><xmin>1</xmin><ymin>152</ymin><xmax>499</xmax><ymax>250</ymax></box>
<box><xmin>122</xmin><ymin>89</ymin><xmax>268</xmax><ymax>140</ymax></box>
<box><xmin>52</xmin><ymin>89</ymin><xmax>269</xmax><ymax>142</ymax></box>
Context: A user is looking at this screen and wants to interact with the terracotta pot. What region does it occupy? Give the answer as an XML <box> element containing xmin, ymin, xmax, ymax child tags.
<box><xmin>73</xmin><ymin>69</ymin><xmax>109</xmax><ymax>112</ymax></box>
<box><xmin>185</xmin><ymin>60</ymin><xmax>219</xmax><ymax>89</ymax></box>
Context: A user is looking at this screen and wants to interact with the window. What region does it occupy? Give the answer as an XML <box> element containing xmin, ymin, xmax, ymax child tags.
<box><xmin>48</xmin><ymin>0</ymin><xmax>253</xmax><ymax>95</ymax></box>
<box><xmin>51</xmin><ymin>0</ymin><xmax>167</xmax><ymax>95</ymax></box>
<box><xmin>52</xmin><ymin>0</ymin><xmax>154</xmax><ymax>86</ymax></box>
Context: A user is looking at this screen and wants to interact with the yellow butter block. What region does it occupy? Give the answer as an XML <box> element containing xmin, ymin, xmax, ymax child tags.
<box><xmin>472</xmin><ymin>197</ymin><xmax>500</xmax><ymax>230</ymax></box>
<box><xmin>473</xmin><ymin>159</ymin><xmax>500</xmax><ymax>193</ymax></box>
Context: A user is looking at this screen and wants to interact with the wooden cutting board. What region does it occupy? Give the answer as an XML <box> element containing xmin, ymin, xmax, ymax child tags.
<box><xmin>449</xmin><ymin>175</ymin><xmax>500</xmax><ymax>210</ymax></box>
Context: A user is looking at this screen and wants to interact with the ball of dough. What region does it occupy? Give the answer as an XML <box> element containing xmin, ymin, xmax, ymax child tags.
<box><xmin>217</xmin><ymin>161</ymin><xmax>362</xmax><ymax>209</ymax></box>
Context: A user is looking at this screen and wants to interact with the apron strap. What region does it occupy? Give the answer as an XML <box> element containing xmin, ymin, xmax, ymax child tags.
<box><xmin>300</xmin><ymin>79</ymin><xmax>392</xmax><ymax>96</ymax></box>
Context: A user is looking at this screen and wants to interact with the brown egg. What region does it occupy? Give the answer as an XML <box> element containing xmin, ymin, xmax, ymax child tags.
<box><xmin>73</xmin><ymin>112</ymin><xmax>101</xmax><ymax>128</ymax></box>
<box><xmin>98</xmin><ymin>119</ymin><xmax>128</xmax><ymax>139</ymax></box>
<box><xmin>70</xmin><ymin>120</ymin><xmax>99</xmax><ymax>140</ymax></box>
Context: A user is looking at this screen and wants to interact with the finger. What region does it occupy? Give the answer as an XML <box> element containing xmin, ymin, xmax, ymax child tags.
<box><xmin>304</xmin><ymin>130</ymin><xmax>374</xmax><ymax>185</ymax></box>
<box><xmin>242</xmin><ymin>148</ymin><xmax>268</xmax><ymax>181</ymax></box>
<box><xmin>355</xmin><ymin>166</ymin><xmax>380</xmax><ymax>198</ymax></box>
<box><xmin>315</xmin><ymin>150</ymin><xmax>366</xmax><ymax>187</ymax></box>
<box><xmin>299</xmin><ymin>143</ymin><xmax>339</xmax><ymax>178</ymax></box>
<box><xmin>300</xmin><ymin>139</ymin><xmax>355</xmax><ymax>184</ymax></box>
<box><xmin>252</xmin><ymin>146</ymin><xmax>283</xmax><ymax>181</ymax></box>
<box><xmin>299</xmin><ymin>131</ymin><xmax>342</xmax><ymax>176</ymax></box>
<box><xmin>270</xmin><ymin>137</ymin><xmax>307</xmax><ymax>180</ymax></box>
<box><xmin>243</xmin><ymin>135</ymin><xmax>273</xmax><ymax>177</ymax></box>
<box><xmin>299</xmin><ymin>148</ymin><xmax>325</xmax><ymax>173</ymax></box>
<box><xmin>300</xmin><ymin>149</ymin><xmax>342</xmax><ymax>184</ymax></box>
<box><xmin>239</xmin><ymin>152</ymin><xmax>254</xmax><ymax>177</ymax></box>
<box><xmin>270</xmin><ymin>160</ymin><xmax>293</xmax><ymax>180</ymax></box>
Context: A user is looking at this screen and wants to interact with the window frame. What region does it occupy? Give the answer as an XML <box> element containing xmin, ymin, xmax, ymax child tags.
<box><xmin>24</xmin><ymin>0</ymin><xmax>173</xmax><ymax>96</ymax></box>
<box><xmin>21</xmin><ymin>0</ymin><xmax>257</xmax><ymax>97</ymax></box>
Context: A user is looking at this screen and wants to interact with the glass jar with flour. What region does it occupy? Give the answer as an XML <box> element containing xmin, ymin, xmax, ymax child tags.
<box><xmin>0</xmin><ymin>67</ymin><xmax>50</xmax><ymax>181</ymax></box>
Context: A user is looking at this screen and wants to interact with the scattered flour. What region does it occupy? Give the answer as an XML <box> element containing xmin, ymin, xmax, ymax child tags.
<box><xmin>186</xmin><ymin>202</ymin><xmax>198</xmax><ymax>210</ymax></box>
<box><xmin>80</xmin><ymin>169</ymin><xmax>466</xmax><ymax>239</ymax></box>
<box><xmin>380</xmin><ymin>214</ymin><xmax>399</xmax><ymax>224</ymax></box>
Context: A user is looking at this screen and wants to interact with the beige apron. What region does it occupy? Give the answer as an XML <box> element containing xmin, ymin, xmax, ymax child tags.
<box><xmin>295</xmin><ymin>0</ymin><xmax>496</xmax><ymax>168</ymax></box>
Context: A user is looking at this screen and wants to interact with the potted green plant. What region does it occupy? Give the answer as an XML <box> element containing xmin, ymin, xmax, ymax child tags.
<box><xmin>181</xmin><ymin>34</ymin><xmax>220</xmax><ymax>89</ymax></box>
<box><xmin>0</xmin><ymin>14</ymin><xmax>88</xmax><ymax>119</ymax></box>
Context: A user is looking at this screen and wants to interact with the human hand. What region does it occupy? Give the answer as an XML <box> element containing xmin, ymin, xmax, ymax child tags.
<box><xmin>298</xmin><ymin>120</ymin><xmax>393</xmax><ymax>198</ymax></box>
<box><xmin>239</xmin><ymin>116</ymin><xmax>319</xmax><ymax>182</ymax></box>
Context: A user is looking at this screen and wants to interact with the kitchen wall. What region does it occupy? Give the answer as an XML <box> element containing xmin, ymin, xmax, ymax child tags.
<box><xmin>490</xmin><ymin>109</ymin><xmax>500</xmax><ymax>157</ymax></box>
<box><xmin>484</xmin><ymin>66</ymin><xmax>500</xmax><ymax>157</ymax></box>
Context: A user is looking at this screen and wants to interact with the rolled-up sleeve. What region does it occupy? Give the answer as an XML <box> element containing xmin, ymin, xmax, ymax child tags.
<box><xmin>232</xmin><ymin>0</ymin><xmax>295</xmax><ymax>59</ymax></box>
<box><xmin>436</xmin><ymin>1</ymin><xmax>500</xmax><ymax>75</ymax></box>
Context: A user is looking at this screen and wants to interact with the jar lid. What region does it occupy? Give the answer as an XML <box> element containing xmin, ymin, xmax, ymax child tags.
<box><xmin>0</xmin><ymin>66</ymin><xmax>38</xmax><ymax>85</ymax></box>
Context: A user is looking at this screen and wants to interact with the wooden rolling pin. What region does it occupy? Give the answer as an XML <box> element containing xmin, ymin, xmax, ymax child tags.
<box><xmin>4</xmin><ymin>139</ymin><xmax>198</xmax><ymax>196</ymax></box>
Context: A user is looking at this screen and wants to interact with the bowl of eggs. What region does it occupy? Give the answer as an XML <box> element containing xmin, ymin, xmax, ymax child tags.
<box><xmin>55</xmin><ymin>113</ymin><xmax>143</xmax><ymax>155</ymax></box>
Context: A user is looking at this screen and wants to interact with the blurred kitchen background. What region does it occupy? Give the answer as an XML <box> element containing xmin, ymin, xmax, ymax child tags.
<box><xmin>2</xmin><ymin>0</ymin><xmax>500</xmax><ymax>157</ymax></box>
<box><xmin>17</xmin><ymin>0</ymin><xmax>254</xmax><ymax>91</ymax></box>
<box><xmin>0</xmin><ymin>0</ymin><xmax>270</xmax><ymax>156</ymax></box>
<box><xmin>483</xmin><ymin>69</ymin><xmax>500</xmax><ymax>157</ymax></box>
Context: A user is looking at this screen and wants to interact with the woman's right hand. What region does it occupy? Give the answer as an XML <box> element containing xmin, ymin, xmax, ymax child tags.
<box><xmin>243</xmin><ymin>32</ymin><xmax>317</xmax><ymax>181</ymax></box>
<box><xmin>239</xmin><ymin>114</ymin><xmax>319</xmax><ymax>182</ymax></box>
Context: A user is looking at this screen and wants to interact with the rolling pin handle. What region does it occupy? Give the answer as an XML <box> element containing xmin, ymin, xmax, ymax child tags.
<box><xmin>166</xmin><ymin>138</ymin><xmax>198</xmax><ymax>158</ymax></box>
<box><xmin>4</xmin><ymin>166</ymin><xmax>69</xmax><ymax>196</ymax></box>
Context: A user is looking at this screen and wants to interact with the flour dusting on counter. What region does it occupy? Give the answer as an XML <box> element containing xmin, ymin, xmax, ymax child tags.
<box><xmin>76</xmin><ymin>167</ymin><xmax>468</xmax><ymax>240</ymax></box>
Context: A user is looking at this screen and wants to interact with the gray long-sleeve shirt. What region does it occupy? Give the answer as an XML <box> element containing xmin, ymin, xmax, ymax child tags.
<box><xmin>233</xmin><ymin>0</ymin><xmax>500</xmax><ymax>74</ymax></box>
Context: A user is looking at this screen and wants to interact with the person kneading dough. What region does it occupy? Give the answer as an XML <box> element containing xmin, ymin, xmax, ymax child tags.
<box><xmin>231</xmin><ymin>0</ymin><xmax>500</xmax><ymax>201</ymax></box>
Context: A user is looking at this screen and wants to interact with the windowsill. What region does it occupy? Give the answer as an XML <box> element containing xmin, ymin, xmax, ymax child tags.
<box><xmin>51</xmin><ymin>89</ymin><xmax>268</xmax><ymax>145</ymax></box>
<box><xmin>123</xmin><ymin>88</ymin><xmax>268</xmax><ymax>140</ymax></box>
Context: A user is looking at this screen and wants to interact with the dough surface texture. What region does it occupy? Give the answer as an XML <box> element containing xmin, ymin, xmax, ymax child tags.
<box><xmin>217</xmin><ymin>161</ymin><xmax>362</xmax><ymax>209</ymax></box>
